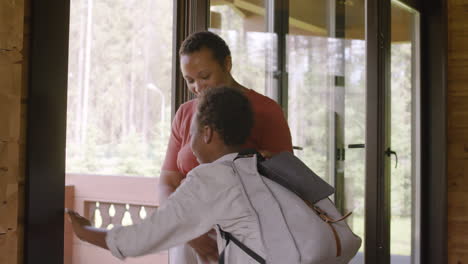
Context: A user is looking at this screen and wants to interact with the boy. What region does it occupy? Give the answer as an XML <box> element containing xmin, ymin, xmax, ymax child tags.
<box><xmin>67</xmin><ymin>86</ymin><xmax>266</xmax><ymax>263</ymax></box>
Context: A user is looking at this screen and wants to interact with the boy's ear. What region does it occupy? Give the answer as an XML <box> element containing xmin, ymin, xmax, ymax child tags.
<box><xmin>203</xmin><ymin>125</ymin><xmax>213</xmax><ymax>144</ymax></box>
<box><xmin>224</xmin><ymin>56</ymin><xmax>232</xmax><ymax>73</ymax></box>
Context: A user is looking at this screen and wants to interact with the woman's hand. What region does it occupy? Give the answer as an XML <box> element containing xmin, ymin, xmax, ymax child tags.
<box><xmin>188</xmin><ymin>231</ymin><xmax>219</xmax><ymax>263</ymax></box>
<box><xmin>158</xmin><ymin>170</ymin><xmax>186</xmax><ymax>205</ymax></box>
<box><xmin>259</xmin><ymin>150</ymin><xmax>273</xmax><ymax>159</ymax></box>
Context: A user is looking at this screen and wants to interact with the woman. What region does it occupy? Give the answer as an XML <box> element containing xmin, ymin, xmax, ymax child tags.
<box><xmin>158</xmin><ymin>31</ymin><xmax>293</xmax><ymax>264</ymax></box>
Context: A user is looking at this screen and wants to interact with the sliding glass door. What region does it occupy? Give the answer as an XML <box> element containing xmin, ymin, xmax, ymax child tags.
<box><xmin>208</xmin><ymin>1</ymin><xmax>422</xmax><ymax>263</ymax></box>
<box><xmin>65</xmin><ymin>0</ymin><xmax>174</xmax><ymax>262</ymax></box>
<box><xmin>204</xmin><ymin>1</ymin><xmax>421</xmax><ymax>263</ymax></box>
<box><xmin>286</xmin><ymin>1</ymin><xmax>366</xmax><ymax>263</ymax></box>
<box><xmin>208</xmin><ymin>0</ymin><xmax>277</xmax><ymax>98</ymax></box>
<box><xmin>389</xmin><ymin>2</ymin><xmax>420</xmax><ymax>264</ymax></box>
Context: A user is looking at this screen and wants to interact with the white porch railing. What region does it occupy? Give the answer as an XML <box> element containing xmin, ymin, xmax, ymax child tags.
<box><xmin>65</xmin><ymin>173</ymin><xmax>167</xmax><ymax>264</ymax></box>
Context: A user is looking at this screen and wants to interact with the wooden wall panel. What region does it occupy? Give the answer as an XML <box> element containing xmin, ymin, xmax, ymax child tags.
<box><xmin>448</xmin><ymin>0</ymin><xmax>468</xmax><ymax>263</ymax></box>
<box><xmin>0</xmin><ymin>0</ymin><xmax>29</xmax><ymax>263</ymax></box>
<box><xmin>448</xmin><ymin>3</ymin><xmax>468</xmax><ymax>90</ymax></box>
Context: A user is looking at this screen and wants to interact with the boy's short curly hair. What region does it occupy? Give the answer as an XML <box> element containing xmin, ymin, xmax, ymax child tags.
<box><xmin>196</xmin><ymin>87</ymin><xmax>253</xmax><ymax>146</ymax></box>
<box><xmin>179</xmin><ymin>31</ymin><xmax>231</xmax><ymax>66</ymax></box>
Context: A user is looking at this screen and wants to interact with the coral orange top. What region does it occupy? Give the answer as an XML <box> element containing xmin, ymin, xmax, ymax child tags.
<box><xmin>162</xmin><ymin>89</ymin><xmax>293</xmax><ymax>176</ymax></box>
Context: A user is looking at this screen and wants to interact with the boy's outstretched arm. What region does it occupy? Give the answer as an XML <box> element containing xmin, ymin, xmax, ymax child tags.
<box><xmin>66</xmin><ymin>209</ymin><xmax>109</xmax><ymax>250</ymax></box>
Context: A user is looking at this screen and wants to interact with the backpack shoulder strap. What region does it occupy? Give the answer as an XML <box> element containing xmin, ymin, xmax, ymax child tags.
<box><xmin>217</xmin><ymin>225</ymin><xmax>266</xmax><ymax>264</ymax></box>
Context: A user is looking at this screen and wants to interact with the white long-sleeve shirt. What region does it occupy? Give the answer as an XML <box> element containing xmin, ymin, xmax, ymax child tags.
<box><xmin>106</xmin><ymin>153</ymin><xmax>266</xmax><ymax>264</ymax></box>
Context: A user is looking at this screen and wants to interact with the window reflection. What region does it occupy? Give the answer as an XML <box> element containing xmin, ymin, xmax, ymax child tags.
<box><xmin>209</xmin><ymin>1</ymin><xmax>277</xmax><ymax>98</ymax></box>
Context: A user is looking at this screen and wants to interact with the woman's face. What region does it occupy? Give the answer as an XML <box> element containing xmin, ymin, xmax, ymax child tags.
<box><xmin>180</xmin><ymin>47</ymin><xmax>232</xmax><ymax>96</ymax></box>
<box><xmin>189</xmin><ymin>114</ymin><xmax>209</xmax><ymax>164</ymax></box>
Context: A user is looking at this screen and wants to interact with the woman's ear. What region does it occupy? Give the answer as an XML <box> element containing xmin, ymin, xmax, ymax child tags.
<box><xmin>202</xmin><ymin>125</ymin><xmax>213</xmax><ymax>144</ymax></box>
<box><xmin>224</xmin><ymin>56</ymin><xmax>232</xmax><ymax>73</ymax></box>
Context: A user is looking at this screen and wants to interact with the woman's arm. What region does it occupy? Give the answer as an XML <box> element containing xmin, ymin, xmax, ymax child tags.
<box><xmin>258</xmin><ymin>103</ymin><xmax>293</xmax><ymax>153</ymax></box>
<box><xmin>157</xmin><ymin>170</ymin><xmax>185</xmax><ymax>204</ymax></box>
<box><xmin>157</xmin><ymin>170</ymin><xmax>219</xmax><ymax>262</ymax></box>
<box><xmin>158</xmin><ymin>102</ymin><xmax>218</xmax><ymax>261</ymax></box>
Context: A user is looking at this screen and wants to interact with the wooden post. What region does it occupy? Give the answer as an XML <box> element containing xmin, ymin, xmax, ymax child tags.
<box><xmin>447</xmin><ymin>0</ymin><xmax>468</xmax><ymax>263</ymax></box>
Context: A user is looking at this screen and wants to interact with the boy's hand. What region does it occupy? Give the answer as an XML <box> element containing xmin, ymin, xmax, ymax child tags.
<box><xmin>66</xmin><ymin>209</ymin><xmax>92</xmax><ymax>226</ymax></box>
<box><xmin>65</xmin><ymin>209</ymin><xmax>92</xmax><ymax>239</ymax></box>
<box><xmin>65</xmin><ymin>209</ymin><xmax>109</xmax><ymax>249</ymax></box>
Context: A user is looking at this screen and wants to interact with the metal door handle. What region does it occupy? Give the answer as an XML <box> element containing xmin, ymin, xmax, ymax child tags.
<box><xmin>385</xmin><ymin>148</ymin><xmax>398</xmax><ymax>168</ymax></box>
<box><xmin>348</xmin><ymin>143</ymin><xmax>365</xmax><ymax>149</ymax></box>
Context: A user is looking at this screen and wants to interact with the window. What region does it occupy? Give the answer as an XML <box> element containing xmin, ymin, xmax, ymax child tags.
<box><xmin>209</xmin><ymin>0</ymin><xmax>277</xmax><ymax>98</ymax></box>
<box><xmin>390</xmin><ymin>2</ymin><xmax>420</xmax><ymax>263</ymax></box>
<box><xmin>65</xmin><ymin>0</ymin><xmax>174</xmax><ymax>262</ymax></box>
<box><xmin>66</xmin><ymin>0</ymin><xmax>174</xmax><ymax>178</ymax></box>
<box><xmin>208</xmin><ymin>1</ymin><xmax>423</xmax><ymax>263</ymax></box>
<box><xmin>287</xmin><ymin>1</ymin><xmax>366</xmax><ymax>262</ymax></box>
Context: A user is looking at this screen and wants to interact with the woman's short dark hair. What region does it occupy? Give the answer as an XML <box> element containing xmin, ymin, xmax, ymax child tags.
<box><xmin>179</xmin><ymin>31</ymin><xmax>231</xmax><ymax>66</ymax></box>
<box><xmin>196</xmin><ymin>87</ymin><xmax>253</xmax><ymax>146</ymax></box>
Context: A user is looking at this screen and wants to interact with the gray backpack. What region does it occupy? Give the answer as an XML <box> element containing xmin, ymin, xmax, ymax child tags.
<box><xmin>218</xmin><ymin>151</ymin><xmax>362</xmax><ymax>264</ymax></box>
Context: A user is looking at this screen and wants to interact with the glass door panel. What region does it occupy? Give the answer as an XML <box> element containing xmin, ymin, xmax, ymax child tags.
<box><xmin>209</xmin><ymin>0</ymin><xmax>276</xmax><ymax>98</ymax></box>
<box><xmin>66</xmin><ymin>0</ymin><xmax>173</xmax><ymax>178</ymax></box>
<box><xmin>390</xmin><ymin>2</ymin><xmax>420</xmax><ymax>264</ymax></box>
<box><xmin>287</xmin><ymin>1</ymin><xmax>366</xmax><ymax>263</ymax></box>
<box><xmin>65</xmin><ymin>0</ymin><xmax>174</xmax><ymax>263</ymax></box>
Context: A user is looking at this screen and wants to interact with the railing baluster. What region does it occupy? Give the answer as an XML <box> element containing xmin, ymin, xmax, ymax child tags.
<box><xmin>99</xmin><ymin>203</ymin><xmax>111</xmax><ymax>228</ymax></box>
<box><xmin>86</xmin><ymin>201</ymin><xmax>157</xmax><ymax>228</ymax></box>
<box><xmin>93</xmin><ymin>202</ymin><xmax>103</xmax><ymax>228</ymax></box>
<box><xmin>139</xmin><ymin>206</ymin><xmax>147</xmax><ymax>220</ymax></box>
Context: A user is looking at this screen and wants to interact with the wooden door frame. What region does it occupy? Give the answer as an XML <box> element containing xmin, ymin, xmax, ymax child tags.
<box><xmin>25</xmin><ymin>1</ymin><xmax>70</xmax><ymax>263</ymax></box>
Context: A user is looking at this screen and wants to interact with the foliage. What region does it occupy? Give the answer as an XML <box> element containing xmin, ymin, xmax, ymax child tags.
<box><xmin>66</xmin><ymin>0</ymin><xmax>173</xmax><ymax>177</ymax></box>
